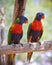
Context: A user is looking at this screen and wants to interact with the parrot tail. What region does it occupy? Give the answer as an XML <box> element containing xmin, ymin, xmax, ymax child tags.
<box><xmin>7</xmin><ymin>54</ymin><xmax>15</xmax><ymax>65</ymax></box>
<box><xmin>27</xmin><ymin>52</ymin><xmax>33</xmax><ymax>63</ymax></box>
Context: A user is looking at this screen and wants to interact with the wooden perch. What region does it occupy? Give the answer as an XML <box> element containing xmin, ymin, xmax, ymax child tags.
<box><xmin>0</xmin><ymin>41</ymin><xmax>52</xmax><ymax>55</ymax></box>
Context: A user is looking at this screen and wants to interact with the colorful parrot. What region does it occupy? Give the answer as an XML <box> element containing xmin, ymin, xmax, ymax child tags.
<box><xmin>27</xmin><ymin>12</ymin><xmax>45</xmax><ymax>62</ymax></box>
<box><xmin>8</xmin><ymin>16</ymin><xmax>28</xmax><ymax>65</ymax></box>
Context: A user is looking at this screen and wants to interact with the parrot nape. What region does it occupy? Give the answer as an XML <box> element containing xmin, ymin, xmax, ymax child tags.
<box><xmin>27</xmin><ymin>12</ymin><xmax>45</xmax><ymax>62</ymax></box>
<box><xmin>8</xmin><ymin>16</ymin><xmax>28</xmax><ymax>65</ymax></box>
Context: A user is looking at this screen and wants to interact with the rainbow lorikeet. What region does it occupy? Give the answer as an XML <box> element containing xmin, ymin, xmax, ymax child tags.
<box><xmin>27</xmin><ymin>12</ymin><xmax>45</xmax><ymax>62</ymax></box>
<box><xmin>8</xmin><ymin>16</ymin><xmax>28</xmax><ymax>65</ymax></box>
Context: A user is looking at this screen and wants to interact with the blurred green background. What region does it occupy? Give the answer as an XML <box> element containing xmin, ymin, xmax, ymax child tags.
<box><xmin>0</xmin><ymin>0</ymin><xmax>52</xmax><ymax>62</ymax></box>
<box><xmin>0</xmin><ymin>0</ymin><xmax>52</xmax><ymax>42</ymax></box>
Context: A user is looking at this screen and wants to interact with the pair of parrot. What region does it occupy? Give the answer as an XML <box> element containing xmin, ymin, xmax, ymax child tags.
<box><xmin>8</xmin><ymin>12</ymin><xmax>45</xmax><ymax>64</ymax></box>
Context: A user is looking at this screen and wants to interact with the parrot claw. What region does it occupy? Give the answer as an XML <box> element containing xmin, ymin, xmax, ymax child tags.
<box><xmin>20</xmin><ymin>43</ymin><xmax>23</xmax><ymax>47</ymax></box>
<box><xmin>20</xmin><ymin>43</ymin><xmax>23</xmax><ymax>48</ymax></box>
<box><xmin>12</xmin><ymin>44</ymin><xmax>16</xmax><ymax>47</ymax></box>
<box><xmin>38</xmin><ymin>41</ymin><xmax>41</xmax><ymax>45</ymax></box>
<box><xmin>29</xmin><ymin>44</ymin><xmax>32</xmax><ymax>47</ymax></box>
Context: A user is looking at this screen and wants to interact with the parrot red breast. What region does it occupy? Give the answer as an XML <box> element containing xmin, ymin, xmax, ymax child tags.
<box><xmin>27</xmin><ymin>12</ymin><xmax>45</xmax><ymax>62</ymax></box>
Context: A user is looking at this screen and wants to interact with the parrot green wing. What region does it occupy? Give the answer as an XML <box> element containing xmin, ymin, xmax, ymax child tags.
<box><xmin>8</xmin><ymin>28</ymin><xmax>12</xmax><ymax>45</ymax></box>
<box><xmin>8</xmin><ymin>28</ymin><xmax>15</xmax><ymax>65</ymax></box>
<box><xmin>27</xmin><ymin>23</ymin><xmax>32</xmax><ymax>40</ymax></box>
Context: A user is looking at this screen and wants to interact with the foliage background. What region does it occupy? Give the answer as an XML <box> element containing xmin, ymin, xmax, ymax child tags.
<box><xmin>0</xmin><ymin>0</ymin><xmax>52</xmax><ymax>42</ymax></box>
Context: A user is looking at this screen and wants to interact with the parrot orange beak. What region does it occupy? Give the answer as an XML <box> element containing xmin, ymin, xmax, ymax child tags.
<box><xmin>41</xmin><ymin>15</ymin><xmax>45</xmax><ymax>19</ymax></box>
<box><xmin>24</xmin><ymin>21</ymin><xmax>28</xmax><ymax>24</ymax></box>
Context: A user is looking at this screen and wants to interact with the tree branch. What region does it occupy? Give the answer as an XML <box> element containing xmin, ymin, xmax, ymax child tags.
<box><xmin>0</xmin><ymin>41</ymin><xmax>52</xmax><ymax>55</ymax></box>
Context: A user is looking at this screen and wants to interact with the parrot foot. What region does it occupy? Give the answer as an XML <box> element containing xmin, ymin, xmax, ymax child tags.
<box><xmin>29</xmin><ymin>44</ymin><xmax>32</xmax><ymax>48</ymax></box>
<box><xmin>20</xmin><ymin>43</ymin><xmax>23</xmax><ymax>47</ymax></box>
<box><xmin>12</xmin><ymin>44</ymin><xmax>16</xmax><ymax>48</ymax></box>
<box><xmin>38</xmin><ymin>41</ymin><xmax>41</xmax><ymax>45</ymax></box>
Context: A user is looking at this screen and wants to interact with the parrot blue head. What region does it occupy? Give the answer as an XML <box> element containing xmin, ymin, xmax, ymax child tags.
<box><xmin>35</xmin><ymin>12</ymin><xmax>45</xmax><ymax>21</ymax></box>
<box><xmin>14</xmin><ymin>16</ymin><xmax>28</xmax><ymax>25</ymax></box>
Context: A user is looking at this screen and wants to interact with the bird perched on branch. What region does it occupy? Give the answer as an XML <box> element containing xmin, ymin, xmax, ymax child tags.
<box><xmin>27</xmin><ymin>12</ymin><xmax>45</xmax><ymax>62</ymax></box>
<box><xmin>8</xmin><ymin>16</ymin><xmax>28</xmax><ymax>65</ymax></box>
